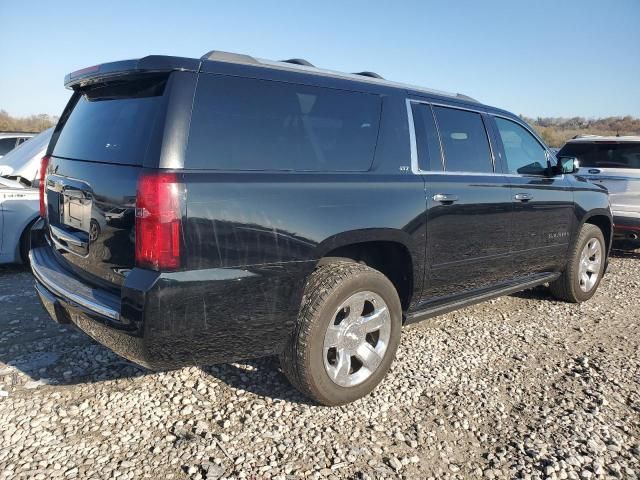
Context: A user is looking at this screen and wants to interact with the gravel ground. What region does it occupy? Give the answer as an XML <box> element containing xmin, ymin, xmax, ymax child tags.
<box><xmin>1</xmin><ymin>252</ymin><xmax>639</xmax><ymax>480</ymax></box>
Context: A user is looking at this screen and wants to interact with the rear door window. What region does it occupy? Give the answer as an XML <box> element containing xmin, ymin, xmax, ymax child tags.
<box><xmin>559</xmin><ymin>142</ymin><xmax>640</xmax><ymax>169</ymax></box>
<box><xmin>186</xmin><ymin>75</ymin><xmax>382</xmax><ymax>171</ymax></box>
<box><xmin>52</xmin><ymin>75</ymin><xmax>168</xmax><ymax>166</ymax></box>
<box><xmin>433</xmin><ymin>106</ymin><xmax>493</xmax><ymax>173</ymax></box>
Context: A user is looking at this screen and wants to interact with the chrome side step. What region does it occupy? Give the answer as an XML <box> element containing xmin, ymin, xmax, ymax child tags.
<box><xmin>405</xmin><ymin>273</ymin><xmax>560</xmax><ymax>325</ymax></box>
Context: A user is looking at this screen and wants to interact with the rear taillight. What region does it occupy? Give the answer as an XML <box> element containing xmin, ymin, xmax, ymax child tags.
<box><xmin>39</xmin><ymin>155</ymin><xmax>50</xmax><ymax>217</ymax></box>
<box><xmin>135</xmin><ymin>172</ymin><xmax>182</xmax><ymax>270</ymax></box>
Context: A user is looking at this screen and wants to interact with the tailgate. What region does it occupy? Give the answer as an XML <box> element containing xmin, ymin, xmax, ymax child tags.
<box><xmin>44</xmin><ymin>74</ymin><xmax>170</xmax><ymax>288</ymax></box>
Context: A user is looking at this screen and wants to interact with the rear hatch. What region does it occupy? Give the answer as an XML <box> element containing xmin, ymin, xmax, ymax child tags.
<box><xmin>559</xmin><ymin>141</ymin><xmax>640</xmax><ymax>215</ymax></box>
<box><xmin>45</xmin><ymin>74</ymin><xmax>170</xmax><ymax>289</ymax></box>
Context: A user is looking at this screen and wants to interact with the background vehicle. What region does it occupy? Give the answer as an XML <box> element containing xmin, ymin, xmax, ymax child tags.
<box><xmin>0</xmin><ymin>127</ymin><xmax>54</xmax><ymax>186</ymax></box>
<box><xmin>0</xmin><ymin>132</ymin><xmax>34</xmax><ymax>158</ymax></box>
<box><xmin>558</xmin><ymin>136</ymin><xmax>640</xmax><ymax>249</ymax></box>
<box><xmin>30</xmin><ymin>51</ymin><xmax>612</xmax><ymax>405</ymax></box>
<box><xmin>0</xmin><ymin>177</ymin><xmax>39</xmax><ymax>264</ymax></box>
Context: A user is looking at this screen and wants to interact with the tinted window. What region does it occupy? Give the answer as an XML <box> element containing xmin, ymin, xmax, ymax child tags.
<box><xmin>186</xmin><ymin>75</ymin><xmax>381</xmax><ymax>171</ymax></box>
<box><xmin>495</xmin><ymin>117</ymin><xmax>547</xmax><ymax>175</ymax></box>
<box><xmin>53</xmin><ymin>75</ymin><xmax>168</xmax><ymax>166</ymax></box>
<box><xmin>433</xmin><ymin>106</ymin><xmax>493</xmax><ymax>173</ymax></box>
<box><xmin>0</xmin><ymin>138</ymin><xmax>17</xmax><ymax>155</ymax></box>
<box><xmin>558</xmin><ymin>142</ymin><xmax>640</xmax><ymax>169</ymax></box>
<box><xmin>411</xmin><ymin>103</ymin><xmax>442</xmax><ymax>171</ymax></box>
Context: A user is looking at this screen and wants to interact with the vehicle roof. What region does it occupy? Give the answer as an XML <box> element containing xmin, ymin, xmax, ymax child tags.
<box><xmin>65</xmin><ymin>51</ymin><xmax>505</xmax><ymax>109</ymax></box>
<box><xmin>200</xmin><ymin>51</ymin><xmax>480</xmax><ymax>103</ymax></box>
<box><xmin>0</xmin><ymin>132</ymin><xmax>35</xmax><ymax>138</ymax></box>
<box><xmin>566</xmin><ymin>135</ymin><xmax>640</xmax><ymax>143</ymax></box>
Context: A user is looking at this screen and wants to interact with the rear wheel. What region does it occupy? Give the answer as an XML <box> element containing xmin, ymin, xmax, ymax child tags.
<box><xmin>280</xmin><ymin>261</ymin><xmax>402</xmax><ymax>405</ymax></box>
<box><xmin>550</xmin><ymin>224</ymin><xmax>606</xmax><ymax>303</ymax></box>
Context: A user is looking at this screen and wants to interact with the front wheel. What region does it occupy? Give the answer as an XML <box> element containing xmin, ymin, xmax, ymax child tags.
<box><xmin>279</xmin><ymin>261</ymin><xmax>402</xmax><ymax>405</ymax></box>
<box><xmin>550</xmin><ymin>223</ymin><xmax>606</xmax><ymax>303</ymax></box>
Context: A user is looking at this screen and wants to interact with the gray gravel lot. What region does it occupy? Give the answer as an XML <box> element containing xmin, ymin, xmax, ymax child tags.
<box><xmin>1</xmin><ymin>253</ymin><xmax>639</xmax><ymax>480</ymax></box>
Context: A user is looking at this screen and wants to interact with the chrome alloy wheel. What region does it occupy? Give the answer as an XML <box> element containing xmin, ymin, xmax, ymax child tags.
<box><xmin>578</xmin><ymin>237</ymin><xmax>603</xmax><ymax>292</ymax></box>
<box><xmin>323</xmin><ymin>291</ymin><xmax>391</xmax><ymax>387</ymax></box>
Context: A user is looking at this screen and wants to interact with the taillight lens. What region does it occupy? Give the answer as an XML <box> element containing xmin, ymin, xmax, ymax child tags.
<box><xmin>39</xmin><ymin>155</ymin><xmax>50</xmax><ymax>217</ymax></box>
<box><xmin>135</xmin><ymin>172</ymin><xmax>182</xmax><ymax>270</ymax></box>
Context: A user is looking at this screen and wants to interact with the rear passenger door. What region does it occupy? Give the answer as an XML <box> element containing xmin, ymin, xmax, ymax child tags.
<box><xmin>409</xmin><ymin>101</ymin><xmax>513</xmax><ymax>302</ymax></box>
<box><xmin>490</xmin><ymin>116</ymin><xmax>574</xmax><ymax>276</ymax></box>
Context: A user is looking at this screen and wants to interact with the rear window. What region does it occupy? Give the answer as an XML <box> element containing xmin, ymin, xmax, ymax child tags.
<box><xmin>559</xmin><ymin>142</ymin><xmax>640</xmax><ymax>169</ymax></box>
<box><xmin>185</xmin><ymin>75</ymin><xmax>382</xmax><ymax>171</ymax></box>
<box><xmin>52</xmin><ymin>75</ymin><xmax>168</xmax><ymax>166</ymax></box>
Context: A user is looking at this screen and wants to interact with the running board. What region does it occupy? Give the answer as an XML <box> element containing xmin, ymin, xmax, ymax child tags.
<box><xmin>405</xmin><ymin>273</ymin><xmax>560</xmax><ymax>325</ymax></box>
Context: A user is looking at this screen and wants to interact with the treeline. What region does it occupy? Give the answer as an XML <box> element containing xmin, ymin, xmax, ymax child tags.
<box><xmin>0</xmin><ymin>110</ymin><xmax>58</xmax><ymax>133</ymax></box>
<box><xmin>522</xmin><ymin>116</ymin><xmax>640</xmax><ymax>147</ymax></box>
<box><xmin>1</xmin><ymin>108</ymin><xmax>638</xmax><ymax>149</ymax></box>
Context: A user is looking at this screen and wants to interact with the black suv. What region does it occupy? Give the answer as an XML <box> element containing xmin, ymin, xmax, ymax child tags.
<box><xmin>30</xmin><ymin>51</ymin><xmax>612</xmax><ymax>405</ymax></box>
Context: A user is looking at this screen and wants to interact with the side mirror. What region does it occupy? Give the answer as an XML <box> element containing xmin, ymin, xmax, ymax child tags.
<box><xmin>556</xmin><ymin>156</ymin><xmax>579</xmax><ymax>175</ymax></box>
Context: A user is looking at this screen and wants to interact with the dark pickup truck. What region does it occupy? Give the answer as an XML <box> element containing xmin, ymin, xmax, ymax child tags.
<box><xmin>30</xmin><ymin>51</ymin><xmax>612</xmax><ymax>405</ymax></box>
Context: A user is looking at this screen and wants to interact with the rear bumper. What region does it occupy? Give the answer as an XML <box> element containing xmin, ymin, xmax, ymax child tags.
<box><xmin>30</xmin><ymin>220</ymin><xmax>311</xmax><ymax>370</ymax></box>
<box><xmin>613</xmin><ymin>213</ymin><xmax>640</xmax><ymax>242</ymax></box>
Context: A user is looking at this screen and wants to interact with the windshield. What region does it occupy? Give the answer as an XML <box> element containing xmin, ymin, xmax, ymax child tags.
<box><xmin>558</xmin><ymin>142</ymin><xmax>640</xmax><ymax>169</ymax></box>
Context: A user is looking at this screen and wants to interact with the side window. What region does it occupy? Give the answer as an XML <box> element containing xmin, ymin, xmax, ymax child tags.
<box><xmin>0</xmin><ymin>138</ymin><xmax>16</xmax><ymax>156</ymax></box>
<box><xmin>186</xmin><ymin>75</ymin><xmax>382</xmax><ymax>171</ymax></box>
<box><xmin>433</xmin><ymin>106</ymin><xmax>493</xmax><ymax>173</ymax></box>
<box><xmin>494</xmin><ymin>117</ymin><xmax>547</xmax><ymax>175</ymax></box>
<box><xmin>411</xmin><ymin>103</ymin><xmax>442</xmax><ymax>171</ymax></box>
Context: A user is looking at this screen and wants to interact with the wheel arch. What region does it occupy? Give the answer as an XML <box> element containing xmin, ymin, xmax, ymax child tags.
<box><xmin>17</xmin><ymin>214</ymin><xmax>40</xmax><ymax>263</ymax></box>
<box><xmin>314</xmin><ymin>230</ymin><xmax>419</xmax><ymax>312</ymax></box>
<box><xmin>581</xmin><ymin>211</ymin><xmax>613</xmax><ymax>253</ymax></box>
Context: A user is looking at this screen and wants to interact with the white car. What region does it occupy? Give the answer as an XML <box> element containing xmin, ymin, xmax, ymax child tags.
<box><xmin>0</xmin><ymin>127</ymin><xmax>54</xmax><ymax>186</ymax></box>
<box><xmin>0</xmin><ymin>177</ymin><xmax>39</xmax><ymax>264</ymax></box>
<box><xmin>0</xmin><ymin>132</ymin><xmax>35</xmax><ymax>159</ymax></box>
<box><xmin>558</xmin><ymin>136</ymin><xmax>640</xmax><ymax>249</ymax></box>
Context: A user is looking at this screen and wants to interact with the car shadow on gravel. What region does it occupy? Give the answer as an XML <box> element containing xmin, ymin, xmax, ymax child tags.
<box><xmin>200</xmin><ymin>358</ymin><xmax>315</xmax><ymax>405</ymax></box>
<box><xmin>1</xmin><ymin>264</ymin><xmax>305</xmax><ymax>402</ymax></box>
<box><xmin>509</xmin><ymin>284</ymin><xmax>555</xmax><ymax>301</ymax></box>
<box><xmin>0</xmin><ymin>264</ymin><xmax>150</xmax><ymax>389</ymax></box>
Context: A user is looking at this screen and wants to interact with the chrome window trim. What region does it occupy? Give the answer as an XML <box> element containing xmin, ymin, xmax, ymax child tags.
<box><xmin>406</xmin><ymin>99</ymin><xmax>498</xmax><ymax>175</ymax></box>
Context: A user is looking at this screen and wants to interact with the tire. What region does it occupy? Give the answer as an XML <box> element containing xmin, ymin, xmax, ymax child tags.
<box><xmin>280</xmin><ymin>261</ymin><xmax>402</xmax><ymax>405</ymax></box>
<box><xmin>550</xmin><ymin>223</ymin><xmax>606</xmax><ymax>303</ymax></box>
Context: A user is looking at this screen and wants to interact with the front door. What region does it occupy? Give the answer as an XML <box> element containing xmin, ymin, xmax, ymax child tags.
<box><xmin>490</xmin><ymin>116</ymin><xmax>574</xmax><ymax>276</ymax></box>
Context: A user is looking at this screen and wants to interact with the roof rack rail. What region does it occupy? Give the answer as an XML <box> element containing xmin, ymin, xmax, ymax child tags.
<box><xmin>456</xmin><ymin>93</ymin><xmax>478</xmax><ymax>102</ymax></box>
<box><xmin>200</xmin><ymin>50</ymin><xmax>259</xmax><ymax>64</ymax></box>
<box><xmin>280</xmin><ymin>58</ymin><xmax>315</xmax><ymax>67</ymax></box>
<box><xmin>198</xmin><ymin>50</ymin><xmax>478</xmax><ymax>103</ymax></box>
<box><xmin>353</xmin><ymin>71</ymin><xmax>384</xmax><ymax>79</ymax></box>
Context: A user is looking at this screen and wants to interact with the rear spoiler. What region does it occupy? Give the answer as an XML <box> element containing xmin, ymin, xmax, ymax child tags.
<box><xmin>64</xmin><ymin>55</ymin><xmax>200</xmax><ymax>90</ymax></box>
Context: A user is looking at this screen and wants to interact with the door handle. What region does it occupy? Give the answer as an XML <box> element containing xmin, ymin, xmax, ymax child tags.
<box><xmin>432</xmin><ymin>193</ymin><xmax>459</xmax><ymax>203</ymax></box>
<box><xmin>514</xmin><ymin>193</ymin><xmax>533</xmax><ymax>202</ymax></box>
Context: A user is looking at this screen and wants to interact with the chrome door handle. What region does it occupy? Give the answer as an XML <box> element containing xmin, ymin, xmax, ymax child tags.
<box><xmin>432</xmin><ymin>193</ymin><xmax>459</xmax><ymax>203</ymax></box>
<box><xmin>514</xmin><ymin>193</ymin><xmax>533</xmax><ymax>202</ymax></box>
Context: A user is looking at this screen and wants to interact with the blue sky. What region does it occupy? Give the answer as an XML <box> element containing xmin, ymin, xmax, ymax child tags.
<box><xmin>1</xmin><ymin>0</ymin><xmax>638</xmax><ymax>118</ymax></box>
